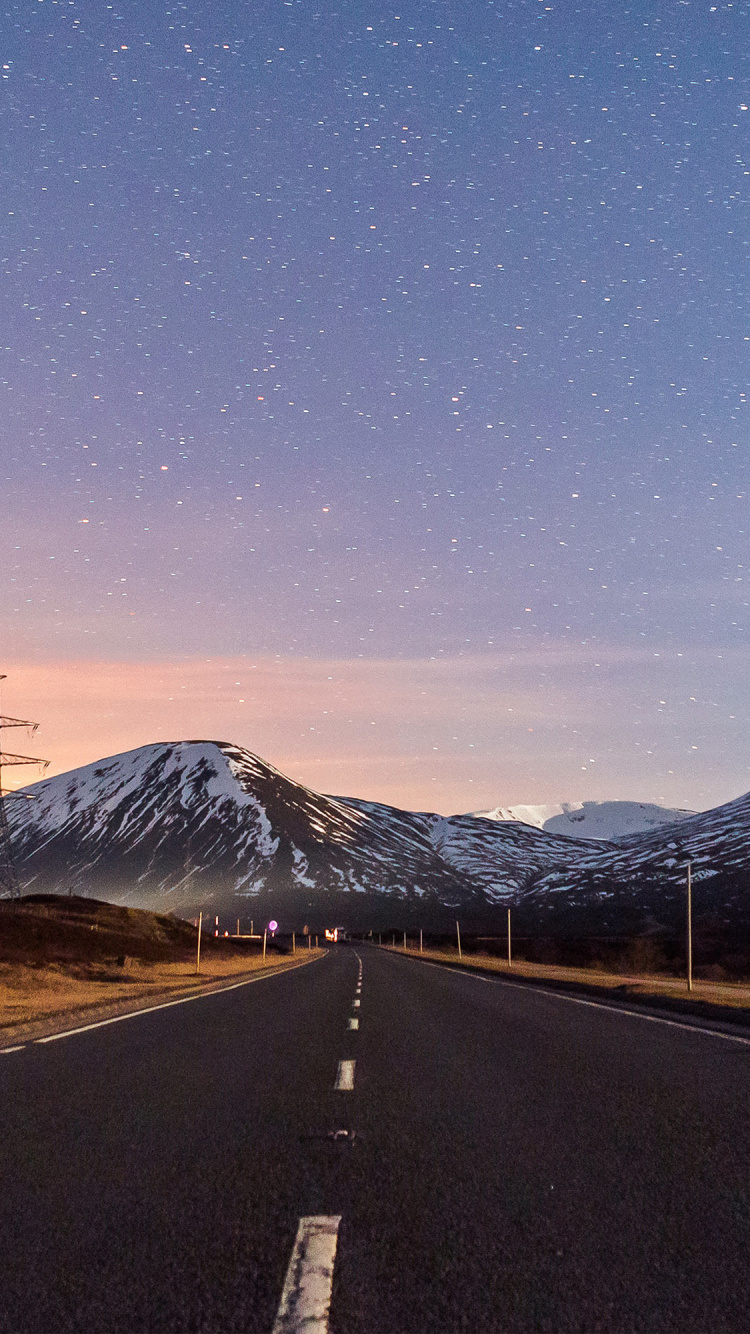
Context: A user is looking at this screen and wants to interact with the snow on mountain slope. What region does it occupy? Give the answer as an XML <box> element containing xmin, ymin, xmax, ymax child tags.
<box><xmin>472</xmin><ymin>801</ymin><xmax>696</xmax><ymax>840</ymax></box>
<box><xmin>7</xmin><ymin>739</ymin><xmax>750</xmax><ymax>933</ymax></box>
<box><xmin>521</xmin><ymin>788</ymin><xmax>750</xmax><ymax>934</ymax></box>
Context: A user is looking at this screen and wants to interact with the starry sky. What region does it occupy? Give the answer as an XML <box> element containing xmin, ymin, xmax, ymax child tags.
<box><xmin>2</xmin><ymin>0</ymin><xmax>748</xmax><ymax>813</ymax></box>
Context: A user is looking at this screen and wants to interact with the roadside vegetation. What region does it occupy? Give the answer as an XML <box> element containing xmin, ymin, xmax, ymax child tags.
<box><xmin>0</xmin><ymin>895</ymin><xmax>322</xmax><ymax>1043</ymax></box>
<box><xmin>378</xmin><ymin>931</ymin><xmax>750</xmax><ymax>1014</ymax></box>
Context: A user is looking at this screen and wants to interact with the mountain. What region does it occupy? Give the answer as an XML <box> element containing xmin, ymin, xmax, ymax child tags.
<box><xmin>473</xmin><ymin>801</ymin><xmax>696</xmax><ymax>841</ymax></box>
<box><xmin>7</xmin><ymin>740</ymin><xmax>597</xmax><ymax>929</ymax></box>
<box><xmin>6</xmin><ymin>740</ymin><xmax>750</xmax><ymax>935</ymax></box>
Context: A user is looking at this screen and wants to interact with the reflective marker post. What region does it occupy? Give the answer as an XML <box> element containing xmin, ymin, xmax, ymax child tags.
<box><xmin>420</xmin><ymin>928</ymin><xmax>423</xmax><ymax>954</ymax></box>
<box><xmin>456</xmin><ymin>919</ymin><xmax>462</xmax><ymax>959</ymax></box>
<box><xmin>687</xmin><ymin>861</ymin><xmax>693</xmax><ymax>993</ymax></box>
<box><xmin>263</xmin><ymin>928</ymin><xmax>267</xmax><ymax>962</ymax></box>
<box><xmin>507</xmin><ymin>907</ymin><xmax>512</xmax><ymax>967</ymax></box>
<box><xmin>195</xmin><ymin>911</ymin><xmax>202</xmax><ymax>975</ymax></box>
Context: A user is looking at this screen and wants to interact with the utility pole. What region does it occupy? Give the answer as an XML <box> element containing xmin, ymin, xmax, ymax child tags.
<box><xmin>686</xmin><ymin>861</ymin><xmax>693</xmax><ymax>993</ymax></box>
<box><xmin>0</xmin><ymin>677</ymin><xmax>49</xmax><ymax>901</ymax></box>
<box><xmin>195</xmin><ymin>911</ymin><xmax>202</xmax><ymax>974</ymax></box>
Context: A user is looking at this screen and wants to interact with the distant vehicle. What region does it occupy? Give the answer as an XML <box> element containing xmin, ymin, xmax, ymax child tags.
<box><xmin>324</xmin><ymin>927</ymin><xmax>348</xmax><ymax>942</ymax></box>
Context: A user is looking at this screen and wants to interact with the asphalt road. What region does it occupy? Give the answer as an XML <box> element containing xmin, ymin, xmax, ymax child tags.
<box><xmin>1</xmin><ymin>944</ymin><xmax>750</xmax><ymax>1333</ymax></box>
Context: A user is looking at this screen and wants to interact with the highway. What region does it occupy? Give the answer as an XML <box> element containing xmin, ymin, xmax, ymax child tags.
<box><xmin>1</xmin><ymin>944</ymin><xmax>749</xmax><ymax>1332</ymax></box>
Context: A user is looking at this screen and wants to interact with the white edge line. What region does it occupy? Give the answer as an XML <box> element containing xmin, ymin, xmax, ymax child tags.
<box><xmin>334</xmin><ymin>1058</ymin><xmax>356</xmax><ymax>1090</ymax></box>
<box><xmin>397</xmin><ymin>953</ymin><xmax>750</xmax><ymax>1048</ymax></box>
<box><xmin>272</xmin><ymin>1215</ymin><xmax>341</xmax><ymax>1333</ymax></box>
<box><xmin>34</xmin><ymin>951</ymin><xmax>327</xmax><ymax>1045</ymax></box>
<box><xmin>0</xmin><ymin>1045</ymin><xmax>25</xmax><ymax>1054</ymax></box>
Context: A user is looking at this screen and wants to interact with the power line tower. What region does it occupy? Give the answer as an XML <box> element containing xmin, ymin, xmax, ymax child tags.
<box><xmin>0</xmin><ymin>675</ymin><xmax>49</xmax><ymax>901</ymax></box>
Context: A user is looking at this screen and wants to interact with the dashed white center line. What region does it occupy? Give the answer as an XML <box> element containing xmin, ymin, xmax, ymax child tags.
<box><xmin>352</xmin><ymin>998</ymin><xmax>360</xmax><ymax>1007</ymax></box>
<box><xmin>0</xmin><ymin>1045</ymin><xmax>25</xmax><ymax>1054</ymax></box>
<box><xmin>272</xmin><ymin>1215</ymin><xmax>341</xmax><ymax>1333</ymax></box>
<box><xmin>348</xmin><ymin>1017</ymin><xmax>359</xmax><ymax>1030</ymax></box>
<box><xmin>335</xmin><ymin>1059</ymin><xmax>356</xmax><ymax>1090</ymax></box>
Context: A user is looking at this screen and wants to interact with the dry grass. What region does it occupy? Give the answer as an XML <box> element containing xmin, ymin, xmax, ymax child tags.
<box><xmin>391</xmin><ymin>945</ymin><xmax>750</xmax><ymax>1012</ymax></box>
<box><xmin>0</xmin><ymin>949</ymin><xmax>325</xmax><ymax>1045</ymax></box>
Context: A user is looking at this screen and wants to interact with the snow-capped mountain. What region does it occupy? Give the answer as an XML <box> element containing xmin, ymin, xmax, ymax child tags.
<box><xmin>7</xmin><ymin>740</ymin><xmax>595</xmax><ymax>926</ymax></box>
<box><xmin>6</xmin><ymin>740</ymin><xmax>750</xmax><ymax>934</ymax></box>
<box><xmin>474</xmin><ymin>801</ymin><xmax>696</xmax><ymax>841</ymax></box>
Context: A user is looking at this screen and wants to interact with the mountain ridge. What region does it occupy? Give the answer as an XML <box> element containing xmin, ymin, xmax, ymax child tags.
<box><xmin>7</xmin><ymin>739</ymin><xmax>750</xmax><ymax>934</ymax></box>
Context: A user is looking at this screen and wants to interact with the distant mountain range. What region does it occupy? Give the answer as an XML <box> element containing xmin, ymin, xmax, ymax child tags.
<box><xmin>7</xmin><ymin>741</ymin><xmax>750</xmax><ymax>935</ymax></box>
<box><xmin>475</xmin><ymin>801</ymin><xmax>696</xmax><ymax>841</ymax></box>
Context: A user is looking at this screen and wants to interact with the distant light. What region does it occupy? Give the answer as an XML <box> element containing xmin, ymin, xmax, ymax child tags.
<box><xmin>268</xmin><ymin>920</ymin><xmax>278</xmax><ymax>932</ymax></box>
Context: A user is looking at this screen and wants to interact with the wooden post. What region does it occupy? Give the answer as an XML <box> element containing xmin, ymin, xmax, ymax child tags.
<box><xmin>507</xmin><ymin>907</ymin><xmax>512</xmax><ymax>967</ymax></box>
<box><xmin>403</xmin><ymin>930</ymin><xmax>407</xmax><ymax>950</ymax></box>
<box><xmin>420</xmin><ymin>928</ymin><xmax>423</xmax><ymax>954</ymax></box>
<box><xmin>292</xmin><ymin>932</ymin><xmax>296</xmax><ymax>954</ymax></box>
<box><xmin>263</xmin><ymin>928</ymin><xmax>267</xmax><ymax>961</ymax></box>
<box><xmin>308</xmin><ymin>934</ymin><xmax>311</xmax><ymax>950</ymax></box>
<box><xmin>236</xmin><ymin>918</ymin><xmax>240</xmax><ymax>936</ymax></box>
<box><xmin>456</xmin><ymin>920</ymin><xmax>462</xmax><ymax>959</ymax></box>
<box><xmin>195</xmin><ymin>911</ymin><xmax>202</xmax><ymax>975</ymax></box>
<box><xmin>687</xmin><ymin>861</ymin><xmax>693</xmax><ymax>992</ymax></box>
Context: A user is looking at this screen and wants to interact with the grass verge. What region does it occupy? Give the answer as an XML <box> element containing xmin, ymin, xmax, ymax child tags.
<box><xmin>0</xmin><ymin>950</ymin><xmax>325</xmax><ymax>1045</ymax></box>
<box><xmin>387</xmin><ymin>945</ymin><xmax>750</xmax><ymax>1021</ymax></box>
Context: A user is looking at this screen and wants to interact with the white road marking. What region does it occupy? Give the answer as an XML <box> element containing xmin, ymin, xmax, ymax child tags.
<box><xmin>0</xmin><ymin>1045</ymin><xmax>25</xmax><ymax>1054</ymax></box>
<box><xmin>335</xmin><ymin>1059</ymin><xmax>356</xmax><ymax>1090</ymax></box>
<box><xmin>348</xmin><ymin>1017</ymin><xmax>359</xmax><ymax>1030</ymax></box>
<box><xmin>34</xmin><ymin>953</ymin><xmax>325</xmax><ymax>1045</ymax></box>
<box><xmin>352</xmin><ymin>998</ymin><xmax>360</xmax><ymax>1007</ymax></box>
<box><xmin>272</xmin><ymin>1215</ymin><xmax>341</xmax><ymax>1334</ymax></box>
<box><xmin>401</xmin><ymin>955</ymin><xmax>750</xmax><ymax>1048</ymax></box>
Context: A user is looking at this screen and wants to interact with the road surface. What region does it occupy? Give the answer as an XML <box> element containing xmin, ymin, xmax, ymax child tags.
<box><xmin>0</xmin><ymin>943</ymin><xmax>749</xmax><ymax>1332</ymax></box>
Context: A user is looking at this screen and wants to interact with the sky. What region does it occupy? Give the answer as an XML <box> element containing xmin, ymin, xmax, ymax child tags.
<box><xmin>1</xmin><ymin>0</ymin><xmax>748</xmax><ymax>813</ymax></box>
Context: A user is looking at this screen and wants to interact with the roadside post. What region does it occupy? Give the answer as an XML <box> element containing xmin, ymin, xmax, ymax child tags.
<box><xmin>195</xmin><ymin>910</ymin><xmax>202</xmax><ymax>975</ymax></box>
<box><xmin>507</xmin><ymin>908</ymin><xmax>512</xmax><ymax>967</ymax></box>
<box><xmin>420</xmin><ymin>928</ymin><xmax>423</xmax><ymax>954</ymax></box>
<box><xmin>403</xmin><ymin>931</ymin><xmax>406</xmax><ymax>950</ymax></box>
<box><xmin>236</xmin><ymin>918</ymin><xmax>240</xmax><ymax>936</ymax></box>
<box><xmin>292</xmin><ymin>932</ymin><xmax>296</xmax><ymax>954</ymax></box>
<box><xmin>263</xmin><ymin>928</ymin><xmax>267</xmax><ymax>961</ymax></box>
<box><xmin>456</xmin><ymin>919</ymin><xmax>462</xmax><ymax>959</ymax></box>
<box><xmin>687</xmin><ymin>861</ymin><xmax>693</xmax><ymax>992</ymax></box>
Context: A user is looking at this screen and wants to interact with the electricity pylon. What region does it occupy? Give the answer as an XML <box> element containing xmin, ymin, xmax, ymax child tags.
<box><xmin>0</xmin><ymin>676</ymin><xmax>49</xmax><ymax>900</ymax></box>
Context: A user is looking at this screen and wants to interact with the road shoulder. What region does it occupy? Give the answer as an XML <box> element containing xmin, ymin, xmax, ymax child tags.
<box><xmin>383</xmin><ymin>946</ymin><xmax>750</xmax><ymax>1033</ymax></box>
